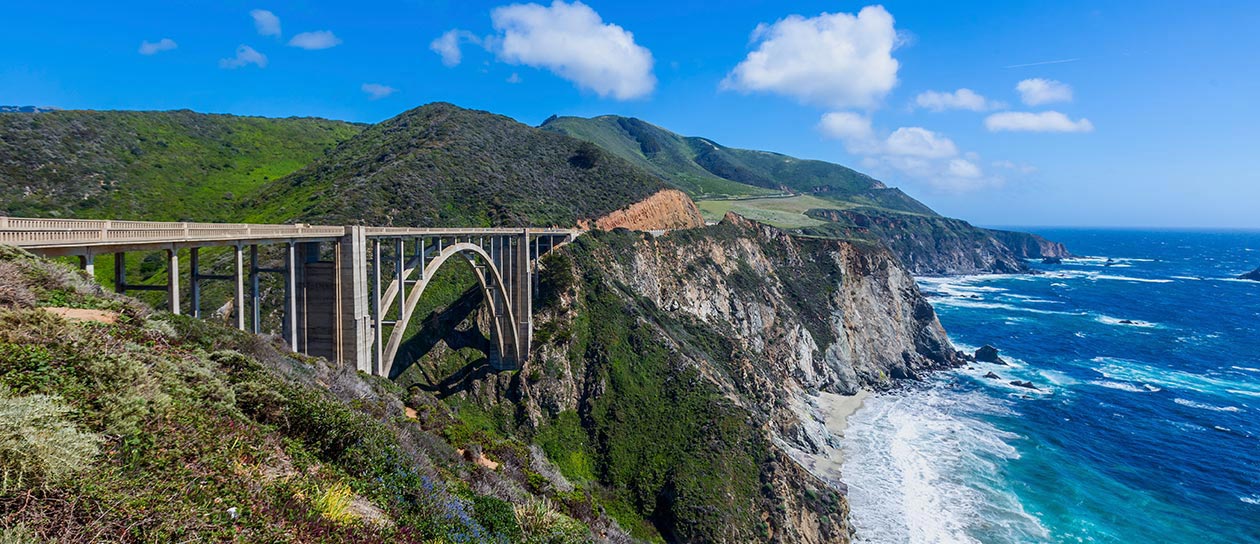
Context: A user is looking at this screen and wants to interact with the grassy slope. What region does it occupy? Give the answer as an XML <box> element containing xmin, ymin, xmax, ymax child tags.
<box><xmin>539</xmin><ymin>115</ymin><xmax>934</xmax><ymax>215</ymax></box>
<box><xmin>247</xmin><ymin>103</ymin><xmax>668</xmax><ymax>227</ymax></box>
<box><xmin>0</xmin><ymin>110</ymin><xmax>362</xmax><ymax>222</ymax></box>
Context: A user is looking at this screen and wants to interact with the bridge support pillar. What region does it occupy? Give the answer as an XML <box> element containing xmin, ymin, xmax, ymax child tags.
<box><xmin>234</xmin><ymin>245</ymin><xmax>246</xmax><ymax>330</ymax></box>
<box><xmin>337</xmin><ymin>227</ymin><xmax>371</xmax><ymax>372</ymax></box>
<box><xmin>113</xmin><ymin>252</ymin><xmax>126</xmax><ymax>293</ymax></box>
<box><xmin>78</xmin><ymin>252</ymin><xmax>95</xmax><ymax>277</ymax></box>
<box><xmin>167</xmin><ymin>249</ymin><xmax>180</xmax><ymax>315</ymax></box>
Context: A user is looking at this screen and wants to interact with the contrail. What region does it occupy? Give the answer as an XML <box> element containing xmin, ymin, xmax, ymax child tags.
<box><xmin>1003</xmin><ymin>58</ymin><xmax>1081</xmax><ymax>69</ymax></box>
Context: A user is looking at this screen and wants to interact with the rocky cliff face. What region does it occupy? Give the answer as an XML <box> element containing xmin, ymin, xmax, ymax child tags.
<box><xmin>583</xmin><ymin>189</ymin><xmax>705</xmax><ymax>231</ymax></box>
<box><xmin>805</xmin><ymin>208</ymin><xmax>1032</xmax><ymax>274</ymax></box>
<box><xmin>986</xmin><ymin>228</ymin><xmax>1072</xmax><ymax>259</ymax></box>
<box><xmin>403</xmin><ymin>213</ymin><xmax>960</xmax><ymax>542</ymax></box>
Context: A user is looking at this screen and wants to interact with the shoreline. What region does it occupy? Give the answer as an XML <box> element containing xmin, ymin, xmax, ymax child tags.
<box><xmin>818</xmin><ymin>389</ymin><xmax>870</xmax><ymax>443</ymax></box>
<box><xmin>789</xmin><ymin>389</ymin><xmax>871</xmax><ymax>487</ymax></box>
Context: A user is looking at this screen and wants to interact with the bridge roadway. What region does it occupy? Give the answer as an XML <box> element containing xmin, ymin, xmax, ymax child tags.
<box><xmin>0</xmin><ymin>216</ymin><xmax>580</xmax><ymax>375</ymax></box>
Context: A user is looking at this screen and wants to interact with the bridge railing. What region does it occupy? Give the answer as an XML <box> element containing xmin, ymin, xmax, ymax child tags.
<box><xmin>0</xmin><ymin>216</ymin><xmax>347</xmax><ymax>247</ymax></box>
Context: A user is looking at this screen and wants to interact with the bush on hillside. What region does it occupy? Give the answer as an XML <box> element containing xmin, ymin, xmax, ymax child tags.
<box><xmin>0</xmin><ymin>385</ymin><xmax>101</xmax><ymax>493</ymax></box>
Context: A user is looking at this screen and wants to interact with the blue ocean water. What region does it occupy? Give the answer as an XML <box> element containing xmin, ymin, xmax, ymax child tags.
<box><xmin>841</xmin><ymin>229</ymin><xmax>1260</xmax><ymax>544</ymax></box>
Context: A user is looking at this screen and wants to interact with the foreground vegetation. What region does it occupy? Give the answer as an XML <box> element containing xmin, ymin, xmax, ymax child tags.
<box><xmin>0</xmin><ymin>245</ymin><xmax>613</xmax><ymax>542</ymax></box>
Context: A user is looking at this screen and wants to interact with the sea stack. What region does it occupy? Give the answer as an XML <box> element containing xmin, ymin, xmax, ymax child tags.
<box><xmin>1240</xmin><ymin>266</ymin><xmax>1260</xmax><ymax>281</ymax></box>
<box><xmin>975</xmin><ymin>345</ymin><xmax>1007</xmax><ymax>365</ymax></box>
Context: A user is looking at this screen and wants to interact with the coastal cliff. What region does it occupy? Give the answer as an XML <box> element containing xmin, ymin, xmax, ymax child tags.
<box><xmin>805</xmin><ymin>208</ymin><xmax>1047</xmax><ymax>274</ymax></box>
<box><xmin>986</xmin><ymin>228</ymin><xmax>1071</xmax><ymax>259</ymax></box>
<box><xmin>400</xmin><ymin>213</ymin><xmax>960</xmax><ymax>542</ymax></box>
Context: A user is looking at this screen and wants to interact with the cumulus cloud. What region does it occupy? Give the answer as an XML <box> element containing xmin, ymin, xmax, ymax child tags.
<box><xmin>361</xmin><ymin>83</ymin><xmax>397</xmax><ymax>100</ymax></box>
<box><xmin>430</xmin><ymin>29</ymin><xmax>481</xmax><ymax>67</ymax></box>
<box><xmin>1016</xmin><ymin>78</ymin><xmax>1072</xmax><ymax>105</ymax></box>
<box><xmin>251</xmin><ymin>9</ymin><xmax>281</xmax><ymax>37</ymax></box>
<box><xmin>819</xmin><ymin>114</ymin><xmax>1004</xmax><ymax>191</ymax></box>
<box><xmin>288</xmin><ymin>30</ymin><xmax>341</xmax><ymax>50</ymax></box>
<box><xmin>722</xmin><ymin>5</ymin><xmax>900</xmax><ymax>109</ymax></box>
<box><xmin>489</xmin><ymin>1</ymin><xmax>655</xmax><ymax>100</ymax></box>
<box><xmin>818</xmin><ymin>111</ymin><xmax>874</xmax><ymax>145</ymax></box>
<box><xmin>884</xmin><ymin>127</ymin><xmax>958</xmax><ymax>158</ymax></box>
<box><xmin>219</xmin><ymin>45</ymin><xmax>268</xmax><ymax>69</ymax></box>
<box><xmin>138</xmin><ymin>38</ymin><xmax>177</xmax><ymax>55</ymax></box>
<box><xmin>913</xmin><ymin>88</ymin><xmax>1002</xmax><ymax>112</ymax></box>
<box><xmin>985</xmin><ymin>111</ymin><xmax>1094</xmax><ymax>132</ymax></box>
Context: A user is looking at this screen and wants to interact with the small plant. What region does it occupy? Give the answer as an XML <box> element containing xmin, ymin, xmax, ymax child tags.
<box><xmin>0</xmin><ymin>523</ymin><xmax>41</xmax><ymax>544</ymax></box>
<box><xmin>513</xmin><ymin>496</ymin><xmax>590</xmax><ymax>544</ymax></box>
<box><xmin>0</xmin><ymin>385</ymin><xmax>102</xmax><ymax>493</ymax></box>
<box><xmin>312</xmin><ymin>481</ymin><xmax>357</xmax><ymax>525</ymax></box>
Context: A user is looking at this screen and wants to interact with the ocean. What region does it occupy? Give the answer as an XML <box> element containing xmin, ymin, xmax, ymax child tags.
<box><xmin>840</xmin><ymin>229</ymin><xmax>1260</xmax><ymax>544</ymax></box>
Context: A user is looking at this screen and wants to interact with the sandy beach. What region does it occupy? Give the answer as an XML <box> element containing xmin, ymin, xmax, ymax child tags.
<box><xmin>817</xmin><ymin>389</ymin><xmax>870</xmax><ymax>441</ymax></box>
<box><xmin>786</xmin><ymin>389</ymin><xmax>871</xmax><ymax>488</ymax></box>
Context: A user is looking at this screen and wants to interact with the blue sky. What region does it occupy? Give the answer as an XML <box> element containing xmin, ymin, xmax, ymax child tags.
<box><xmin>2</xmin><ymin>1</ymin><xmax>1258</xmax><ymax>228</ymax></box>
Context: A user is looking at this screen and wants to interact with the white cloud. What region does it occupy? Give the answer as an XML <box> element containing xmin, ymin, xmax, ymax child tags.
<box><xmin>251</xmin><ymin>9</ymin><xmax>281</xmax><ymax>37</ymax></box>
<box><xmin>819</xmin><ymin>114</ymin><xmax>1005</xmax><ymax>192</ymax></box>
<box><xmin>884</xmin><ymin>127</ymin><xmax>958</xmax><ymax>158</ymax></box>
<box><xmin>219</xmin><ymin>45</ymin><xmax>268</xmax><ymax>69</ymax></box>
<box><xmin>288</xmin><ymin>30</ymin><xmax>341</xmax><ymax>50</ymax></box>
<box><xmin>361</xmin><ymin>83</ymin><xmax>397</xmax><ymax>100</ymax></box>
<box><xmin>430</xmin><ymin>29</ymin><xmax>481</xmax><ymax>67</ymax></box>
<box><xmin>489</xmin><ymin>0</ymin><xmax>655</xmax><ymax>100</ymax></box>
<box><xmin>913</xmin><ymin>88</ymin><xmax>1002</xmax><ymax>112</ymax></box>
<box><xmin>818</xmin><ymin>112</ymin><xmax>874</xmax><ymax>144</ymax></box>
<box><xmin>985</xmin><ymin>111</ymin><xmax>1094</xmax><ymax>132</ymax></box>
<box><xmin>506</xmin><ymin>72</ymin><xmax>522</xmax><ymax>84</ymax></box>
<box><xmin>138</xmin><ymin>38</ymin><xmax>177</xmax><ymax>55</ymax></box>
<box><xmin>1016</xmin><ymin>78</ymin><xmax>1072</xmax><ymax>105</ymax></box>
<box><xmin>722</xmin><ymin>5</ymin><xmax>900</xmax><ymax>109</ymax></box>
<box><xmin>947</xmin><ymin>158</ymin><xmax>982</xmax><ymax>178</ymax></box>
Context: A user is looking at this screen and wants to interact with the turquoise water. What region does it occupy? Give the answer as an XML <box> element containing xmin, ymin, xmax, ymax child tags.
<box><xmin>841</xmin><ymin>229</ymin><xmax>1260</xmax><ymax>543</ymax></box>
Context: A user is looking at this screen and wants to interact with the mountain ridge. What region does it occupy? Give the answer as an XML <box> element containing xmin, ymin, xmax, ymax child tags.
<box><xmin>540</xmin><ymin>113</ymin><xmax>1070</xmax><ymax>272</ymax></box>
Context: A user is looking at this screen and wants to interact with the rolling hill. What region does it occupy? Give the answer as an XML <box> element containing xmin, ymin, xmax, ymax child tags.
<box><xmin>247</xmin><ymin>103</ymin><xmax>672</xmax><ymax>227</ymax></box>
<box><xmin>0</xmin><ymin>109</ymin><xmax>362</xmax><ymax>221</ymax></box>
<box><xmin>540</xmin><ymin>114</ymin><xmax>936</xmax><ymax>214</ymax></box>
<box><xmin>541</xmin><ymin>114</ymin><xmax>1068</xmax><ymax>273</ymax></box>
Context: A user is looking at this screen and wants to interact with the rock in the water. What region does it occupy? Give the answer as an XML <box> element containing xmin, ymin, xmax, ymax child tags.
<box><xmin>1041</xmin><ymin>257</ymin><xmax>1063</xmax><ymax>265</ymax></box>
<box><xmin>1240</xmin><ymin>266</ymin><xmax>1260</xmax><ymax>281</ymax></box>
<box><xmin>1119</xmin><ymin>319</ymin><xmax>1136</xmax><ymax>325</ymax></box>
<box><xmin>1010</xmin><ymin>380</ymin><xmax>1039</xmax><ymax>390</ymax></box>
<box><xmin>983</xmin><ymin>371</ymin><xmax>1001</xmax><ymax>380</ymax></box>
<box><xmin>975</xmin><ymin>345</ymin><xmax>1006</xmax><ymax>365</ymax></box>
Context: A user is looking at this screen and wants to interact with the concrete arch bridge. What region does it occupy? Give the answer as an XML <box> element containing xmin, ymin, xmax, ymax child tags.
<box><xmin>0</xmin><ymin>216</ymin><xmax>579</xmax><ymax>374</ymax></box>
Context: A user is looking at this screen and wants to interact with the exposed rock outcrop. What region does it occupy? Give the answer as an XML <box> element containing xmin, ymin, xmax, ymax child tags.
<box><xmin>584</xmin><ymin>188</ymin><xmax>704</xmax><ymax>231</ymax></box>
<box><xmin>987</xmin><ymin>228</ymin><xmax>1071</xmax><ymax>259</ymax></box>
<box><xmin>801</xmin><ymin>208</ymin><xmax>1071</xmax><ymax>274</ymax></box>
<box><xmin>497</xmin><ymin>214</ymin><xmax>958</xmax><ymax>541</ymax></box>
<box><xmin>1240</xmin><ymin>266</ymin><xmax>1260</xmax><ymax>281</ymax></box>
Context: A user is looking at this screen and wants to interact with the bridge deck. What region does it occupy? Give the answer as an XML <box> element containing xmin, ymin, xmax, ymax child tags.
<box><xmin>0</xmin><ymin>216</ymin><xmax>579</xmax><ymax>256</ymax></box>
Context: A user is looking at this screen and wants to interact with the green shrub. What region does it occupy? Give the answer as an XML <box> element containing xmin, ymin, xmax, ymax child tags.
<box><xmin>473</xmin><ymin>494</ymin><xmax>522</xmax><ymax>542</ymax></box>
<box><xmin>0</xmin><ymin>343</ymin><xmax>56</xmax><ymax>394</ymax></box>
<box><xmin>0</xmin><ymin>385</ymin><xmax>101</xmax><ymax>493</ymax></box>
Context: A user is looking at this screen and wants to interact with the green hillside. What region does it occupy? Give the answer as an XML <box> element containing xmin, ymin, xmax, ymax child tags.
<box><xmin>540</xmin><ymin>114</ymin><xmax>935</xmax><ymax>214</ymax></box>
<box><xmin>0</xmin><ymin>110</ymin><xmax>362</xmax><ymax>221</ymax></box>
<box><xmin>247</xmin><ymin>103</ymin><xmax>668</xmax><ymax>227</ymax></box>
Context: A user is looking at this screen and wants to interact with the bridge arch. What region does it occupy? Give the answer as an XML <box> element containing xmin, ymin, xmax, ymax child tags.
<box><xmin>379</xmin><ymin>242</ymin><xmax>520</xmax><ymax>378</ymax></box>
